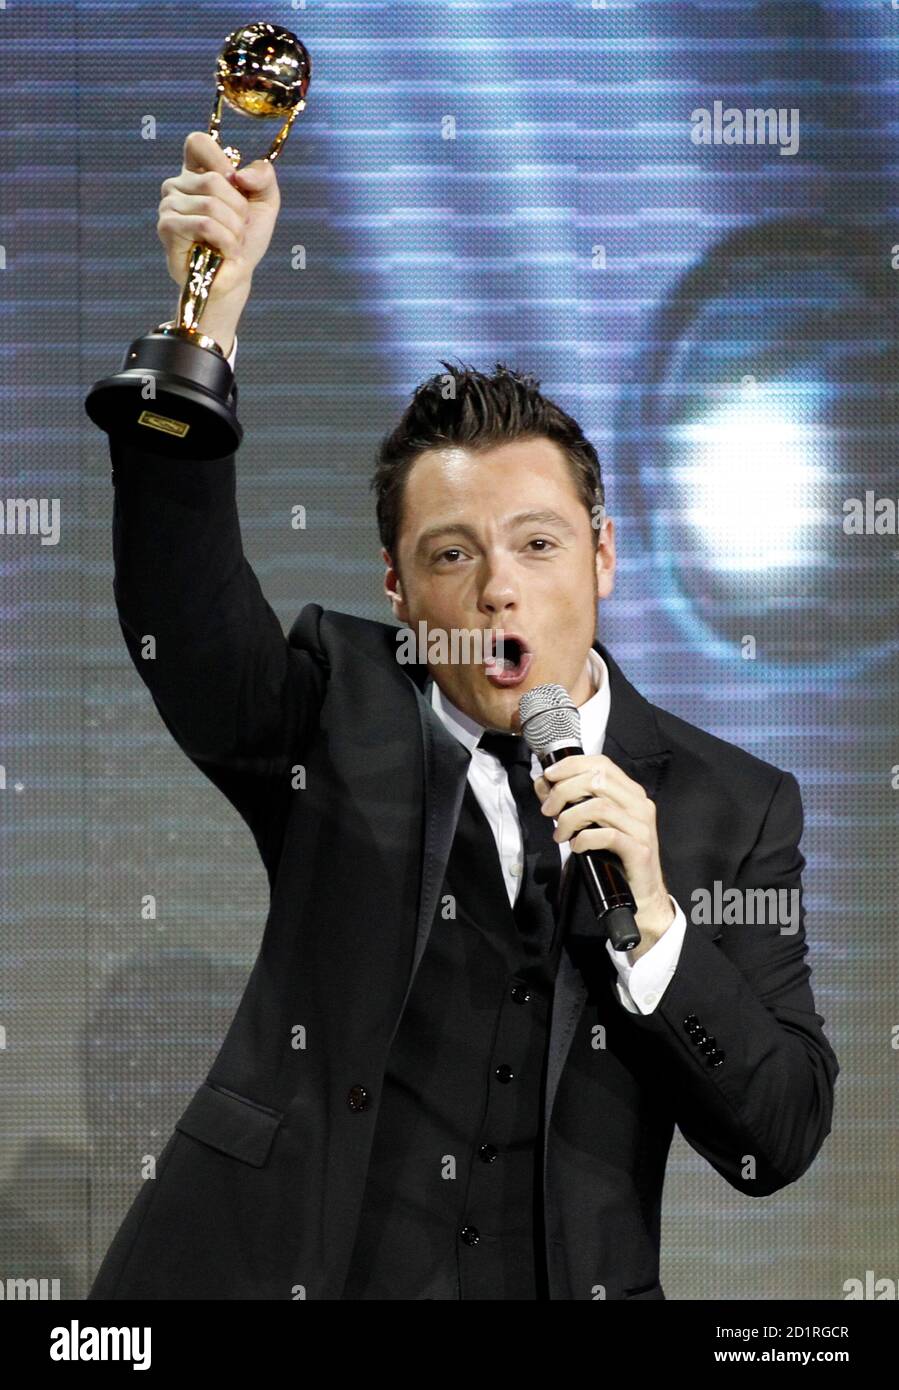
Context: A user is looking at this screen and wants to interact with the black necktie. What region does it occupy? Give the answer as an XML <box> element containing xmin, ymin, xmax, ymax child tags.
<box><xmin>476</xmin><ymin>731</ymin><xmax>562</xmax><ymax>955</ymax></box>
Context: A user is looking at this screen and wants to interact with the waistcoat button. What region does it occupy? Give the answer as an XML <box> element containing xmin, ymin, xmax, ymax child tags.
<box><xmin>347</xmin><ymin>1084</ymin><xmax>370</xmax><ymax>1111</ymax></box>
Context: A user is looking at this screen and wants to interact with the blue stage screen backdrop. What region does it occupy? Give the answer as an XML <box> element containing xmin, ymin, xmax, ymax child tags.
<box><xmin>1</xmin><ymin>0</ymin><xmax>897</xmax><ymax>1299</ymax></box>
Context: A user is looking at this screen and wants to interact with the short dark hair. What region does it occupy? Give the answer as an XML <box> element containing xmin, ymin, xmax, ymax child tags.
<box><xmin>370</xmin><ymin>359</ymin><xmax>605</xmax><ymax>564</ymax></box>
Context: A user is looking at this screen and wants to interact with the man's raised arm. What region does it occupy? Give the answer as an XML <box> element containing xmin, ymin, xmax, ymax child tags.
<box><xmin>111</xmin><ymin>131</ymin><xmax>326</xmax><ymax>779</ymax></box>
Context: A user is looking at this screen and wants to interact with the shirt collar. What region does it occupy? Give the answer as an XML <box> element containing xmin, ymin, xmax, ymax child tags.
<box><xmin>429</xmin><ymin>646</ymin><xmax>611</xmax><ymax>758</ymax></box>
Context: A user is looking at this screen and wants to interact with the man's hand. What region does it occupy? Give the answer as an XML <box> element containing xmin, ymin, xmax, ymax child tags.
<box><xmin>534</xmin><ymin>754</ymin><xmax>674</xmax><ymax>958</ymax></box>
<box><xmin>156</xmin><ymin>130</ymin><xmax>282</xmax><ymax>353</ymax></box>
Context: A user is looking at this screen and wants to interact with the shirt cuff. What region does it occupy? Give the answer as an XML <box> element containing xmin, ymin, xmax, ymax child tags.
<box><xmin>225</xmin><ymin>333</ymin><xmax>238</xmax><ymax>371</ymax></box>
<box><xmin>605</xmin><ymin>895</ymin><xmax>687</xmax><ymax>1015</ymax></box>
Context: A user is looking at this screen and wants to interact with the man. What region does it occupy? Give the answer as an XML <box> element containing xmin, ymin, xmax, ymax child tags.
<box><xmin>87</xmin><ymin>133</ymin><xmax>838</xmax><ymax>1300</ymax></box>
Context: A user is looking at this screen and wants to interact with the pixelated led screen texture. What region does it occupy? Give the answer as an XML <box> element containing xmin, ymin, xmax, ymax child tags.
<box><xmin>2</xmin><ymin>1</ymin><xmax>896</xmax><ymax>1299</ymax></box>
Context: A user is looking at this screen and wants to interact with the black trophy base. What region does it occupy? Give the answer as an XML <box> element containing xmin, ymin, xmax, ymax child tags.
<box><xmin>85</xmin><ymin>327</ymin><xmax>243</xmax><ymax>461</ymax></box>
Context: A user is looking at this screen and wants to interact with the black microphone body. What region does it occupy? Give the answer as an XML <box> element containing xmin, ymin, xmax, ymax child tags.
<box><xmin>539</xmin><ymin>743</ymin><xmax>641</xmax><ymax>952</ymax></box>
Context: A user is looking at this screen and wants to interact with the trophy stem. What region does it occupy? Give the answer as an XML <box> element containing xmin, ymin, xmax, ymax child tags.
<box><xmin>267</xmin><ymin>104</ymin><xmax>301</xmax><ymax>162</ymax></box>
<box><xmin>177</xmin><ymin>242</ymin><xmax>226</xmax><ymax>335</ymax></box>
<box><xmin>177</xmin><ymin>86</ymin><xmax>304</xmax><ymax>337</ymax></box>
<box><xmin>208</xmin><ymin>85</ymin><xmax>246</xmax><ymax>167</ymax></box>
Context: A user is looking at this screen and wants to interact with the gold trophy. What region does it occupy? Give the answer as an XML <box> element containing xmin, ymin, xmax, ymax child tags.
<box><xmin>85</xmin><ymin>22</ymin><xmax>311</xmax><ymax>459</ymax></box>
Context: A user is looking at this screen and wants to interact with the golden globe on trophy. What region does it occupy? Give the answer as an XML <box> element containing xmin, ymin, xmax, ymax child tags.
<box><xmin>85</xmin><ymin>22</ymin><xmax>311</xmax><ymax>460</ymax></box>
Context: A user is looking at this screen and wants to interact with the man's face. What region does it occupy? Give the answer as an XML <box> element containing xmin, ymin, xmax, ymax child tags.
<box><xmin>382</xmin><ymin>436</ymin><xmax>616</xmax><ymax>731</ymax></box>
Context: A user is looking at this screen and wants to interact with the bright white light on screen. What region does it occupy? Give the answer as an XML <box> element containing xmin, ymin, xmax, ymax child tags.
<box><xmin>669</xmin><ymin>403</ymin><xmax>826</xmax><ymax>572</ymax></box>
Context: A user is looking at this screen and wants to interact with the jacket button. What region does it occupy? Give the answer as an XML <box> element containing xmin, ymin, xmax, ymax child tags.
<box><xmin>347</xmin><ymin>1084</ymin><xmax>370</xmax><ymax>1112</ymax></box>
<box><xmin>478</xmin><ymin>1143</ymin><xmax>498</xmax><ymax>1164</ymax></box>
<box><xmin>494</xmin><ymin>1064</ymin><xmax>514</xmax><ymax>1084</ymax></box>
<box><xmin>459</xmin><ymin>1225</ymin><xmax>480</xmax><ymax>1246</ymax></box>
<box><xmin>683</xmin><ymin>1014</ymin><xmax>699</xmax><ymax>1029</ymax></box>
<box><xmin>699</xmin><ymin>1035</ymin><xmax>718</xmax><ymax>1054</ymax></box>
<box><xmin>709</xmin><ymin>1050</ymin><xmax>726</xmax><ymax>1067</ymax></box>
<box><xmin>511</xmin><ymin>984</ymin><xmax>531</xmax><ymax>1004</ymax></box>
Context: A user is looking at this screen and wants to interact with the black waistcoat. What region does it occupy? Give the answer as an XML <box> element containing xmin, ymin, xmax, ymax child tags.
<box><xmin>342</xmin><ymin>779</ymin><xmax>564</xmax><ymax>1299</ymax></box>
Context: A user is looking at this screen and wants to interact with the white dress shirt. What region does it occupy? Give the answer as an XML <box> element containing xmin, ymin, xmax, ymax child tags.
<box><xmin>430</xmin><ymin>648</ymin><xmax>687</xmax><ymax>1015</ymax></box>
<box><xmin>227</xmin><ymin>328</ymin><xmax>685</xmax><ymax>1012</ymax></box>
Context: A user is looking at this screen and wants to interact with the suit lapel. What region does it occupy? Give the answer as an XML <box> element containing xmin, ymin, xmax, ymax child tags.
<box><xmin>408</xmin><ymin>676</ymin><xmax>471</xmax><ymax>981</ymax></box>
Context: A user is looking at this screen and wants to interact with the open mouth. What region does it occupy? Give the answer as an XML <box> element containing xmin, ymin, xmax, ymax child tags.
<box><xmin>484</xmin><ymin>631</ymin><xmax>534</xmax><ymax>687</ymax></box>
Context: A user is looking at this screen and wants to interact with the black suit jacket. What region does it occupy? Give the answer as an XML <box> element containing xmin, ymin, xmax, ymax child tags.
<box><xmin>88</xmin><ymin>436</ymin><xmax>839</xmax><ymax>1301</ymax></box>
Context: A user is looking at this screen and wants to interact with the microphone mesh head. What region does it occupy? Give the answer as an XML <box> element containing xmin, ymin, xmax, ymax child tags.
<box><xmin>518</xmin><ymin>683</ymin><xmax>582</xmax><ymax>756</ymax></box>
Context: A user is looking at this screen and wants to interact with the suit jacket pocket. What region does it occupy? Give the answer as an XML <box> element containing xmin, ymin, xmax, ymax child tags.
<box><xmin>174</xmin><ymin>1081</ymin><xmax>284</xmax><ymax>1168</ymax></box>
<box><xmin>622</xmin><ymin>1278</ymin><xmax>665</xmax><ymax>1300</ymax></box>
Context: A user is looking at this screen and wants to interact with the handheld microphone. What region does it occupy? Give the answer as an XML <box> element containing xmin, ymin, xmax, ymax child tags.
<box><xmin>519</xmin><ymin>683</ymin><xmax>641</xmax><ymax>952</ymax></box>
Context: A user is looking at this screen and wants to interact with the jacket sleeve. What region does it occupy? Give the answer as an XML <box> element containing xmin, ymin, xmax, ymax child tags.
<box><xmin>621</xmin><ymin>769</ymin><xmax>839</xmax><ymax>1196</ymax></box>
<box><xmin>110</xmin><ymin>425</ymin><xmax>328</xmax><ymax>856</ymax></box>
